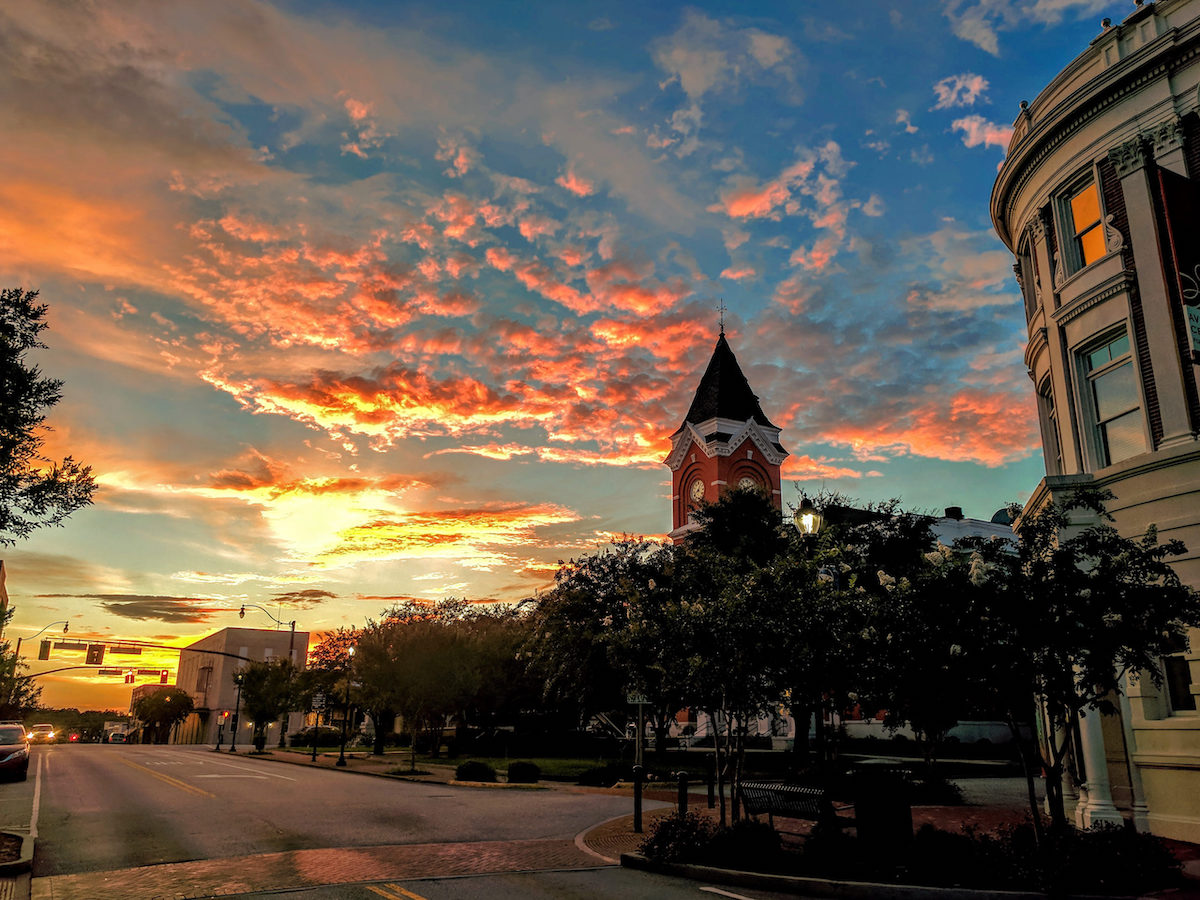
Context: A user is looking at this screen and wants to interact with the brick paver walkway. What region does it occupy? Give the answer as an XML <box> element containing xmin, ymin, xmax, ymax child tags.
<box><xmin>30</xmin><ymin>838</ymin><xmax>604</xmax><ymax>900</ymax></box>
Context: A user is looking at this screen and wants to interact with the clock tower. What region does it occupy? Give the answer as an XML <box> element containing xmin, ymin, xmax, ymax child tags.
<box><xmin>664</xmin><ymin>331</ymin><xmax>788</xmax><ymax>542</ymax></box>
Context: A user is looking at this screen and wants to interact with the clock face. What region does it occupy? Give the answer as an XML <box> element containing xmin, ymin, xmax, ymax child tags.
<box><xmin>689</xmin><ymin>478</ymin><xmax>705</xmax><ymax>502</ymax></box>
<box><xmin>737</xmin><ymin>475</ymin><xmax>760</xmax><ymax>491</ymax></box>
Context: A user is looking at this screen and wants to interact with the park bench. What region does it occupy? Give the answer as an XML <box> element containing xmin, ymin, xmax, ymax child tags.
<box><xmin>739</xmin><ymin>781</ymin><xmax>853</xmax><ymax>833</ymax></box>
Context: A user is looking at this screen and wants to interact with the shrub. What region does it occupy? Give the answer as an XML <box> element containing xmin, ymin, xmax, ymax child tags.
<box><xmin>455</xmin><ymin>760</ymin><xmax>497</xmax><ymax>782</ymax></box>
<box><xmin>910</xmin><ymin>773</ymin><xmax>965</xmax><ymax>806</ymax></box>
<box><xmin>638</xmin><ymin>812</ymin><xmax>717</xmax><ymax>863</ymax></box>
<box><xmin>576</xmin><ymin>763</ymin><xmax>630</xmax><ymax>786</ymax></box>
<box><xmin>706</xmin><ymin>818</ymin><xmax>782</xmax><ymax>870</ymax></box>
<box><xmin>507</xmin><ymin>761</ymin><xmax>540</xmax><ymax>783</ymax></box>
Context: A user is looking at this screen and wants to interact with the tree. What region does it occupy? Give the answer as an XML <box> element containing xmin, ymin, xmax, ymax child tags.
<box><xmin>969</xmin><ymin>489</ymin><xmax>1200</xmax><ymax>838</ymax></box>
<box><xmin>1</xmin><ymin>288</ymin><xmax>95</xmax><ymax>545</ymax></box>
<box><xmin>237</xmin><ymin>659</ymin><xmax>295</xmax><ymax>751</ymax></box>
<box><xmin>131</xmin><ymin>687</ymin><xmax>193</xmax><ymax>744</ymax></box>
<box><xmin>674</xmin><ymin>489</ymin><xmax>795</xmax><ymax>824</ymax></box>
<box><xmin>528</xmin><ymin>538</ymin><xmax>689</xmax><ymax>756</ymax></box>
<box><xmin>0</xmin><ymin>608</ymin><xmax>41</xmax><ymax>719</ymax></box>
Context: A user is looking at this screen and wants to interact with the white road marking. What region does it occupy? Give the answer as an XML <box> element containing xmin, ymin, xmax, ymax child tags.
<box><xmin>699</xmin><ymin>888</ymin><xmax>759</xmax><ymax>900</ymax></box>
<box><xmin>194</xmin><ymin>774</ymin><xmax>269</xmax><ymax>779</ymax></box>
<box><xmin>30</xmin><ymin>753</ymin><xmax>43</xmax><ymax>839</ymax></box>
<box><xmin>198</xmin><ymin>758</ymin><xmax>297</xmax><ymax>781</ymax></box>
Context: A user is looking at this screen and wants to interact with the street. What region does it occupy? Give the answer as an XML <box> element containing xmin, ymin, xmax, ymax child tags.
<box><xmin>0</xmin><ymin>743</ymin><xmax>814</xmax><ymax>899</ymax></box>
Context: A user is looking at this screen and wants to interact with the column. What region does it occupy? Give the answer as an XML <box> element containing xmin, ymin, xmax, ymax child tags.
<box><xmin>1076</xmin><ymin>708</ymin><xmax>1124</xmax><ymax>827</ymax></box>
<box><xmin>1118</xmin><ymin>674</ymin><xmax>1150</xmax><ymax>832</ymax></box>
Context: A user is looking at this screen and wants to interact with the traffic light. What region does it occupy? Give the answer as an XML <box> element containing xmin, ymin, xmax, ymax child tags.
<box><xmin>159</xmin><ymin>670</ymin><xmax>169</xmax><ymax>684</ymax></box>
<box><xmin>85</xmin><ymin>644</ymin><xmax>106</xmax><ymax>666</ymax></box>
<box><xmin>38</xmin><ymin>640</ymin><xmax>51</xmax><ymax>661</ymax></box>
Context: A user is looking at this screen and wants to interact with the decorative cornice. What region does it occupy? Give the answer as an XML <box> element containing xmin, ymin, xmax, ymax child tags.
<box><xmin>1052</xmin><ymin>273</ymin><xmax>1136</xmax><ymax>326</ymax></box>
<box><xmin>1149</xmin><ymin>116</ymin><xmax>1184</xmax><ymax>158</ymax></box>
<box><xmin>1109</xmin><ymin>136</ymin><xmax>1150</xmax><ymax>177</ymax></box>
<box><xmin>664</xmin><ymin>418</ymin><xmax>788</xmax><ymax>470</ymax></box>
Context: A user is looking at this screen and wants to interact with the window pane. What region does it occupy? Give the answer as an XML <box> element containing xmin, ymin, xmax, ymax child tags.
<box><xmin>1109</xmin><ymin>332</ymin><xmax>1130</xmax><ymax>359</ymax></box>
<box><xmin>1101</xmin><ymin>408</ymin><xmax>1145</xmax><ymax>464</ymax></box>
<box><xmin>1093</xmin><ymin>362</ymin><xmax>1137</xmax><ymax>420</ymax></box>
<box><xmin>1165</xmin><ymin>655</ymin><xmax>1197</xmax><ymax>712</ymax></box>
<box><xmin>1079</xmin><ymin>224</ymin><xmax>1106</xmax><ymax>266</ymax></box>
<box><xmin>1070</xmin><ymin>183</ymin><xmax>1101</xmax><ymax>231</ymax></box>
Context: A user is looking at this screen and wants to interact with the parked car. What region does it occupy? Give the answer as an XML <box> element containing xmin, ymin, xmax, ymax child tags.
<box><xmin>26</xmin><ymin>724</ymin><xmax>56</xmax><ymax>744</ymax></box>
<box><xmin>0</xmin><ymin>724</ymin><xmax>30</xmax><ymax>781</ymax></box>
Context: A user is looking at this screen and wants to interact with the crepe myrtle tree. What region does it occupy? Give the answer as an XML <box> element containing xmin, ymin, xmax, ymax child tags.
<box><xmin>963</xmin><ymin>489</ymin><xmax>1200</xmax><ymax>840</ymax></box>
<box><xmin>131</xmin><ymin>687</ymin><xmax>194</xmax><ymax>744</ymax></box>
<box><xmin>673</xmin><ymin>489</ymin><xmax>796</xmax><ymax>825</ymax></box>
<box><xmin>526</xmin><ymin>537</ymin><xmax>690</xmax><ymax>757</ymax></box>
<box><xmin>236</xmin><ymin>659</ymin><xmax>296</xmax><ymax>751</ymax></box>
<box><xmin>0</xmin><ymin>289</ymin><xmax>95</xmax><ymax>546</ymax></box>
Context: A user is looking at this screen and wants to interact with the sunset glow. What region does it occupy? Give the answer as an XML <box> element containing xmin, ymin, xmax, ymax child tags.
<box><xmin>0</xmin><ymin>0</ymin><xmax>1108</xmax><ymax>708</ymax></box>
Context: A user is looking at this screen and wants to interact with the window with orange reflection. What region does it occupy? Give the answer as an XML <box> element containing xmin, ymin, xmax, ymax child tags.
<box><xmin>1065</xmin><ymin>179</ymin><xmax>1106</xmax><ymax>270</ymax></box>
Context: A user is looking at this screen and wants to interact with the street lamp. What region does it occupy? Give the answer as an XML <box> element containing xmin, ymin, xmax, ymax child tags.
<box><xmin>240</xmin><ymin>604</ymin><xmax>298</xmax><ymax>747</ymax></box>
<box><xmin>14</xmin><ymin>620</ymin><xmax>68</xmax><ymax>657</ymax></box>
<box><xmin>229</xmin><ymin>672</ymin><xmax>245</xmax><ymax>753</ymax></box>
<box><xmin>336</xmin><ymin>645</ymin><xmax>355</xmax><ymax>768</ymax></box>
<box><xmin>794</xmin><ymin>496</ymin><xmax>824</xmax><ymax>536</ymax></box>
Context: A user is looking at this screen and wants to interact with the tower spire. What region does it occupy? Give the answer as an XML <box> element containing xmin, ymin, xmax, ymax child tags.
<box><xmin>717</xmin><ymin>299</ymin><xmax>727</xmax><ymax>336</ymax></box>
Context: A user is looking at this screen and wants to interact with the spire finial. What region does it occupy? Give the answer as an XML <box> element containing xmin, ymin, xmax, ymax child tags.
<box><xmin>717</xmin><ymin>299</ymin><xmax>727</xmax><ymax>335</ymax></box>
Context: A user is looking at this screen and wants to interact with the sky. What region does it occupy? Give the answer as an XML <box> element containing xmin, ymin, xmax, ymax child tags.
<box><xmin>0</xmin><ymin>0</ymin><xmax>1132</xmax><ymax>710</ymax></box>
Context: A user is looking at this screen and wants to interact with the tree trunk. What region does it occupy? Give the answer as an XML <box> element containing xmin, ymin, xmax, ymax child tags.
<box><xmin>1006</xmin><ymin>713</ymin><xmax>1044</xmax><ymax>849</ymax></box>
<box><xmin>710</xmin><ymin>708</ymin><xmax>727</xmax><ymax>827</ymax></box>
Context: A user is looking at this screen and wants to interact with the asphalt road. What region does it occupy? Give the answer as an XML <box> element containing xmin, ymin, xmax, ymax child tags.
<box><xmin>19</xmin><ymin>743</ymin><xmax>638</xmax><ymax>877</ymax></box>
<box><xmin>229</xmin><ymin>868</ymin><xmax>810</xmax><ymax>899</ymax></box>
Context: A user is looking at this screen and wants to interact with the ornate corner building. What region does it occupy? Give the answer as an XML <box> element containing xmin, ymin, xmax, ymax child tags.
<box><xmin>992</xmin><ymin>0</ymin><xmax>1200</xmax><ymax>841</ymax></box>
<box><xmin>664</xmin><ymin>331</ymin><xmax>788</xmax><ymax>542</ymax></box>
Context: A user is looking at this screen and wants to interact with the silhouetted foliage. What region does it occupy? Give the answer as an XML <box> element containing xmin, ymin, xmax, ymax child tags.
<box><xmin>131</xmin><ymin>687</ymin><xmax>193</xmax><ymax>743</ymax></box>
<box><xmin>0</xmin><ymin>288</ymin><xmax>95</xmax><ymax>545</ymax></box>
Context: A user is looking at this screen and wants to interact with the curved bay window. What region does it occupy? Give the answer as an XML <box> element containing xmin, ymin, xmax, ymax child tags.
<box><xmin>1037</xmin><ymin>378</ymin><xmax>1063</xmax><ymax>475</ymax></box>
<box><xmin>1081</xmin><ymin>329</ymin><xmax>1145</xmax><ymax>467</ymax></box>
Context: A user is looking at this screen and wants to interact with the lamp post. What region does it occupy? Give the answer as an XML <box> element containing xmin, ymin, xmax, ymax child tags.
<box><xmin>336</xmin><ymin>645</ymin><xmax>355</xmax><ymax>767</ymax></box>
<box><xmin>14</xmin><ymin>620</ymin><xmax>69</xmax><ymax>657</ymax></box>
<box><xmin>240</xmin><ymin>604</ymin><xmax>297</xmax><ymax>747</ymax></box>
<box><xmin>794</xmin><ymin>495</ymin><xmax>824</xmax><ymax>537</ymax></box>
<box><xmin>229</xmin><ymin>672</ymin><xmax>245</xmax><ymax>753</ymax></box>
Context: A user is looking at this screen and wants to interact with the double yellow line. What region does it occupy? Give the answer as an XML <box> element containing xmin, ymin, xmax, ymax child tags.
<box><xmin>365</xmin><ymin>884</ymin><xmax>428</xmax><ymax>900</ymax></box>
<box><xmin>116</xmin><ymin>756</ymin><xmax>214</xmax><ymax>798</ymax></box>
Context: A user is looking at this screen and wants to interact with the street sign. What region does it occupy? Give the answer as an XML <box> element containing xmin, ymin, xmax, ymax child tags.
<box><xmin>312</xmin><ymin>692</ymin><xmax>326</xmax><ymax>710</ymax></box>
<box><xmin>626</xmin><ymin>693</ymin><xmax>647</xmax><ymax>705</ymax></box>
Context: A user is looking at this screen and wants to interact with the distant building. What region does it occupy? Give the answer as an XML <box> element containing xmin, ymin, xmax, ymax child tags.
<box><xmin>173</xmin><ymin>626</ymin><xmax>310</xmax><ymax>746</ymax></box>
<box><xmin>992</xmin><ymin>0</ymin><xmax>1200</xmax><ymax>841</ymax></box>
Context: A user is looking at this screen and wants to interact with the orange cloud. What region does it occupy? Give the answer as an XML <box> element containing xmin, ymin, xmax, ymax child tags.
<box><xmin>556</xmin><ymin>167</ymin><xmax>596</xmax><ymax>196</ymax></box>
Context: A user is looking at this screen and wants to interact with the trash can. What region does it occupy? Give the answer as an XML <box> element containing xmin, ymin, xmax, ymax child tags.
<box><xmin>853</xmin><ymin>767</ymin><xmax>913</xmax><ymax>857</ymax></box>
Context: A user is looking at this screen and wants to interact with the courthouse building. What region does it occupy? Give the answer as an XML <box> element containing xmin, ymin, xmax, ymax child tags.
<box><xmin>991</xmin><ymin>0</ymin><xmax>1200</xmax><ymax>841</ymax></box>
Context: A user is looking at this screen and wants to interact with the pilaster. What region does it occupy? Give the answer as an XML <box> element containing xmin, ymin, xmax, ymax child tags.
<box><xmin>1108</xmin><ymin>135</ymin><xmax>1194</xmax><ymax>446</ymax></box>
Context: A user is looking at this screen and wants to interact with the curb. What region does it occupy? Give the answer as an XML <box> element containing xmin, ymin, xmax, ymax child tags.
<box><xmin>217</xmin><ymin>750</ymin><xmax>552</xmax><ymax>790</ymax></box>
<box><xmin>0</xmin><ymin>831</ymin><xmax>33</xmax><ymax>876</ymax></box>
<box><xmin>619</xmin><ymin>852</ymin><xmax>1137</xmax><ymax>900</ymax></box>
